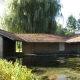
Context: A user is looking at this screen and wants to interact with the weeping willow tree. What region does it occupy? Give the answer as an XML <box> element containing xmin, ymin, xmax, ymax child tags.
<box><xmin>1</xmin><ymin>0</ymin><xmax>61</xmax><ymax>33</ymax></box>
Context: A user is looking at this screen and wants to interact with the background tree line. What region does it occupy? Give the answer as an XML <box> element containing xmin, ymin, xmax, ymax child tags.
<box><xmin>0</xmin><ymin>0</ymin><xmax>62</xmax><ymax>34</ymax></box>
<box><xmin>64</xmin><ymin>15</ymin><xmax>80</xmax><ymax>35</ymax></box>
<box><xmin>0</xmin><ymin>0</ymin><xmax>80</xmax><ymax>35</ymax></box>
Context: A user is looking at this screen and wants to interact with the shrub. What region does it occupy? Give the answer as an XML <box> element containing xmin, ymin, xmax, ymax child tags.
<box><xmin>66</xmin><ymin>58</ymin><xmax>80</xmax><ymax>70</ymax></box>
<box><xmin>0</xmin><ymin>59</ymin><xmax>37</xmax><ymax>80</ymax></box>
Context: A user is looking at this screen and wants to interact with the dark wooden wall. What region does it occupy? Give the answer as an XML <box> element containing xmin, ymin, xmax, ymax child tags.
<box><xmin>65</xmin><ymin>43</ymin><xmax>80</xmax><ymax>53</ymax></box>
<box><xmin>22</xmin><ymin>42</ymin><xmax>59</xmax><ymax>54</ymax></box>
<box><xmin>22</xmin><ymin>42</ymin><xmax>80</xmax><ymax>66</ymax></box>
<box><xmin>3</xmin><ymin>37</ymin><xmax>15</xmax><ymax>57</ymax></box>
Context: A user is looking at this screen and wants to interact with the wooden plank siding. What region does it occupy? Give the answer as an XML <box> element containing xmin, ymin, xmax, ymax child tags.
<box><xmin>22</xmin><ymin>42</ymin><xmax>59</xmax><ymax>54</ymax></box>
<box><xmin>22</xmin><ymin>42</ymin><xmax>60</xmax><ymax>65</ymax></box>
<box><xmin>65</xmin><ymin>43</ymin><xmax>80</xmax><ymax>53</ymax></box>
<box><xmin>22</xmin><ymin>42</ymin><xmax>80</xmax><ymax>66</ymax></box>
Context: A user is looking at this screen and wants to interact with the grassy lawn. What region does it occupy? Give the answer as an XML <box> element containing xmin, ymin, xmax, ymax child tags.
<box><xmin>31</xmin><ymin>67</ymin><xmax>80</xmax><ymax>80</ymax></box>
<box><xmin>27</xmin><ymin>58</ymin><xmax>80</xmax><ymax>80</ymax></box>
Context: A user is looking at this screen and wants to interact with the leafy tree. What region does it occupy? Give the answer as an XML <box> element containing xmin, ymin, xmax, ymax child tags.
<box><xmin>76</xmin><ymin>19</ymin><xmax>80</xmax><ymax>30</ymax></box>
<box><xmin>1</xmin><ymin>0</ymin><xmax>61</xmax><ymax>33</ymax></box>
<box><xmin>65</xmin><ymin>29</ymin><xmax>74</xmax><ymax>35</ymax></box>
<box><xmin>65</xmin><ymin>15</ymin><xmax>76</xmax><ymax>34</ymax></box>
<box><xmin>66</xmin><ymin>15</ymin><xmax>76</xmax><ymax>30</ymax></box>
<box><xmin>63</xmin><ymin>28</ymin><xmax>74</xmax><ymax>35</ymax></box>
<box><xmin>55</xmin><ymin>23</ymin><xmax>64</xmax><ymax>34</ymax></box>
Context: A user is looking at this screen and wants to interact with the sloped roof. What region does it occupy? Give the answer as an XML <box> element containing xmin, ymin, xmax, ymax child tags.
<box><xmin>0</xmin><ymin>29</ymin><xmax>23</xmax><ymax>41</ymax></box>
<box><xmin>66</xmin><ymin>34</ymin><xmax>80</xmax><ymax>43</ymax></box>
<box><xmin>1</xmin><ymin>29</ymin><xmax>80</xmax><ymax>43</ymax></box>
<box><xmin>16</xmin><ymin>34</ymin><xmax>66</xmax><ymax>42</ymax></box>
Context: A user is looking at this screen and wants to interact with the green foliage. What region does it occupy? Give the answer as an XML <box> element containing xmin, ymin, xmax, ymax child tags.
<box><xmin>55</xmin><ymin>23</ymin><xmax>64</xmax><ymax>34</ymax></box>
<box><xmin>1</xmin><ymin>0</ymin><xmax>61</xmax><ymax>33</ymax></box>
<box><xmin>63</xmin><ymin>28</ymin><xmax>75</xmax><ymax>35</ymax></box>
<box><xmin>0</xmin><ymin>59</ymin><xmax>36</xmax><ymax>80</ymax></box>
<box><xmin>76</xmin><ymin>18</ymin><xmax>80</xmax><ymax>30</ymax></box>
<box><xmin>16</xmin><ymin>41</ymin><xmax>22</xmax><ymax>52</ymax></box>
<box><xmin>63</xmin><ymin>15</ymin><xmax>76</xmax><ymax>35</ymax></box>
<box><xmin>66</xmin><ymin>58</ymin><xmax>80</xmax><ymax>70</ymax></box>
<box><xmin>65</xmin><ymin>29</ymin><xmax>74</xmax><ymax>35</ymax></box>
<box><xmin>40</xmin><ymin>76</ymin><xmax>49</xmax><ymax>80</ymax></box>
<box><xmin>66</xmin><ymin>15</ymin><xmax>76</xmax><ymax>29</ymax></box>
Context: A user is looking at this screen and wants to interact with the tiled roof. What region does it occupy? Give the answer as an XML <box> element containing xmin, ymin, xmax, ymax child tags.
<box><xmin>16</xmin><ymin>34</ymin><xmax>66</xmax><ymax>42</ymax></box>
<box><xmin>0</xmin><ymin>29</ymin><xmax>23</xmax><ymax>41</ymax></box>
<box><xmin>66</xmin><ymin>34</ymin><xmax>80</xmax><ymax>43</ymax></box>
<box><xmin>1</xmin><ymin>29</ymin><xmax>80</xmax><ymax>43</ymax></box>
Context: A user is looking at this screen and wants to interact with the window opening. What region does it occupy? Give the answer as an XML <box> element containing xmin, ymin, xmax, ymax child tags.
<box><xmin>16</xmin><ymin>41</ymin><xmax>22</xmax><ymax>52</ymax></box>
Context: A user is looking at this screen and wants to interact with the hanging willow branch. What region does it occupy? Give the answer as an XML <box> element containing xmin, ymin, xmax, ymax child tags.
<box><xmin>2</xmin><ymin>0</ymin><xmax>61</xmax><ymax>33</ymax></box>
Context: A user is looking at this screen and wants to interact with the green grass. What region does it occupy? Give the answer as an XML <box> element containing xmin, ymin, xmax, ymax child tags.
<box><xmin>30</xmin><ymin>58</ymin><xmax>80</xmax><ymax>80</ymax></box>
<box><xmin>31</xmin><ymin>67</ymin><xmax>80</xmax><ymax>80</ymax></box>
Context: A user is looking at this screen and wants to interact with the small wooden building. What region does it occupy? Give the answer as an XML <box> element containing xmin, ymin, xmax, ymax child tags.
<box><xmin>0</xmin><ymin>29</ymin><xmax>80</xmax><ymax>66</ymax></box>
<box><xmin>16</xmin><ymin>34</ymin><xmax>80</xmax><ymax>54</ymax></box>
<box><xmin>16</xmin><ymin>34</ymin><xmax>66</xmax><ymax>54</ymax></box>
<box><xmin>0</xmin><ymin>29</ymin><xmax>23</xmax><ymax>59</ymax></box>
<box><xmin>16</xmin><ymin>34</ymin><xmax>80</xmax><ymax>65</ymax></box>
